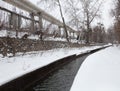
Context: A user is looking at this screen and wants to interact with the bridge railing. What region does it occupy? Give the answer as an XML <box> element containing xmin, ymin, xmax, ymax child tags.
<box><xmin>1</xmin><ymin>0</ymin><xmax>79</xmax><ymax>40</ymax></box>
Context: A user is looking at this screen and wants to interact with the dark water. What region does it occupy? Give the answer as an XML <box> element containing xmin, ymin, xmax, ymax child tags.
<box><xmin>25</xmin><ymin>55</ymin><xmax>88</xmax><ymax>91</ymax></box>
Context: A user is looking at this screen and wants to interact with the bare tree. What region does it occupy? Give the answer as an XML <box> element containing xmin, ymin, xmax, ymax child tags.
<box><xmin>80</xmin><ymin>0</ymin><xmax>104</xmax><ymax>44</ymax></box>
<box><xmin>65</xmin><ymin>0</ymin><xmax>84</xmax><ymax>42</ymax></box>
<box><xmin>65</xmin><ymin>0</ymin><xmax>82</xmax><ymax>30</ymax></box>
<box><xmin>64</xmin><ymin>0</ymin><xmax>104</xmax><ymax>44</ymax></box>
<box><xmin>109</xmin><ymin>0</ymin><xmax>120</xmax><ymax>43</ymax></box>
<box><xmin>112</xmin><ymin>0</ymin><xmax>120</xmax><ymax>43</ymax></box>
<box><xmin>38</xmin><ymin>0</ymin><xmax>69</xmax><ymax>42</ymax></box>
<box><xmin>107</xmin><ymin>26</ymin><xmax>116</xmax><ymax>44</ymax></box>
<box><xmin>92</xmin><ymin>23</ymin><xmax>106</xmax><ymax>43</ymax></box>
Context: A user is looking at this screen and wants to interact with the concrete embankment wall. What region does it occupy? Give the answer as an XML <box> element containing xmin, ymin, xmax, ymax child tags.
<box><xmin>0</xmin><ymin>46</ymin><xmax>110</xmax><ymax>91</ymax></box>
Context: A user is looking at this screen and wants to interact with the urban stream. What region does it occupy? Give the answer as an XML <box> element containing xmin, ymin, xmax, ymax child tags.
<box><xmin>24</xmin><ymin>54</ymin><xmax>89</xmax><ymax>91</ymax></box>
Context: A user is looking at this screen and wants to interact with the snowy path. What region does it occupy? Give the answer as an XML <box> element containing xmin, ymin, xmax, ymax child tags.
<box><xmin>70</xmin><ymin>45</ymin><xmax>120</xmax><ymax>91</ymax></box>
<box><xmin>0</xmin><ymin>45</ymin><xmax>109</xmax><ymax>86</ymax></box>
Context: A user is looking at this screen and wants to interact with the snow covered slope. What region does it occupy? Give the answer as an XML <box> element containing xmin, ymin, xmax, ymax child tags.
<box><xmin>70</xmin><ymin>45</ymin><xmax>120</xmax><ymax>91</ymax></box>
<box><xmin>0</xmin><ymin>45</ymin><xmax>109</xmax><ymax>86</ymax></box>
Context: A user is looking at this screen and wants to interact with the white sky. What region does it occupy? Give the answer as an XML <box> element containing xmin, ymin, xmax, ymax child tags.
<box><xmin>102</xmin><ymin>0</ymin><xmax>114</xmax><ymax>29</ymax></box>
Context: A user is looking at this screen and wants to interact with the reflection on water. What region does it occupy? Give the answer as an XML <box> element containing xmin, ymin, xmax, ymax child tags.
<box><xmin>25</xmin><ymin>55</ymin><xmax>88</xmax><ymax>91</ymax></box>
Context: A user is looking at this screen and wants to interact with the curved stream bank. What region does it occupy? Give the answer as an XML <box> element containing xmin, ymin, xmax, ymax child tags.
<box><xmin>0</xmin><ymin>46</ymin><xmax>110</xmax><ymax>91</ymax></box>
<box><xmin>24</xmin><ymin>54</ymin><xmax>89</xmax><ymax>91</ymax></box>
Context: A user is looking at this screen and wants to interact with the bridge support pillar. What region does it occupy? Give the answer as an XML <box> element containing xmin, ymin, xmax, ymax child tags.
<box><xmin>9</xmin><ymin>13</ymin><xmax>13</xmax><ymax>29</ymax></box>
<box><xmin>38</xmin><ymin>12</ymin><xmax>43</xmax><ymax>31</ymax></box>
<box><xmin>73</xmin><ymin>32</ymin><xmax>75</xmax><ymax>38</ymax></box>
<box><xmin>58</xmin><ymin>26</ymin><xmax>62</xmax><ymax>37</ymax></box>
<box><xmin>38</xmin><ymin>12</ymin><xmax>43</xmax><ymax>40</ymax></box>
<box><xmin>17</xmin><ymin>14</ymin><xmax>21</xmax><ymax>31</ymax></box>
<box><xmin>30</xmin><ymin>13</ymin><xmax>35</xmax><ymax>32</ymax></box>
<box><xmin>9</xmin><ymin>13</ymin><xmax>18</xmax><ymax>37</ymax></box>
<box><xmin>69</xmin><ymin>31</ymin><xmax>71</xmax><ymax>41</ymax></box>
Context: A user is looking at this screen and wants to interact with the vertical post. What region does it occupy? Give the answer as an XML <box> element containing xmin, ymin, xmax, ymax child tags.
<box><xmin>69</xmin><ymin>31</ymin><xmax>71</xmax><ymax>41</ymax></box>
<box><xmin>38</xmin><ymin>12</ymin><xmax>43</xmax><ymax>31</ymax></box>
<box><xmin>58</xmin><ymin>26</ymin><xmax>61</xmax><ymax>37</ymax></box>
<box><xmin>18</xmin><ymin>13</ymin><xmax>21</xmax><ymax>31</ymax></box>
<box><xmin>9</xmin><ymin>13</ymin><xmax>18</xmax><ymax>38</ymax></box>
<box><xmin>9</xmin><ymin>12</ymin><xmax>13</xmax><ymax>29</ymax></box>
<box><xmin>78</xmin><ymin>31</ymin><xmax>81</xmax><ymax>42</ymax></box>
<box><xmin>12</xmin><ymin>14</ymin><xmax>18</xmax><ymax>38</ymax></box>
<box><xmin>73</xmin><ymin>32</ymin><xmax>75</xmax><ymax>38</ymax></box>
<box><xmin>30</xmin><ymin>13</ymin><xmax>34</xmax><ymax>33</ymax></box>
<box><xmin>38</xmin><ymin>12</ymin><xmax>43</xmax><ymax>40</ymax></box>
<box><xmin>63</xmin><ymin>27</ymin><xmax>66</xmax><ymax>38</ymax></box>
<box><xmin>16</xmin><ymin>15</ymin><xmax>18</xmax><ymax>38</ymax></box>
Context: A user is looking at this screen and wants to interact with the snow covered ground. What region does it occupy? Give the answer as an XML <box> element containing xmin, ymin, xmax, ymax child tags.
<box><xmin>70</xmin><ymin>45</ymin><xmax>120</xmax><ymax>91</ymax></box>
<box><xmin>0</xmin><ymin>45</ymin><xmax>110</xmax><ymax>86</ymax></box>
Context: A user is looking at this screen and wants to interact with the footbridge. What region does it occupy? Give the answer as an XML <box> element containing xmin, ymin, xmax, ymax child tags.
<box><xmin>2</xmin><ymin>0</ymin><xmax>78</xmax><ymax>38</ymax></box>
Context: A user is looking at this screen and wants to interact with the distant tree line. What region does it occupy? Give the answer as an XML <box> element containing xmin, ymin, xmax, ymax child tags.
<box><xmin>111</xmin><ymin>0</ymin><xmax>120</xmax><ymax>43</ymax></box>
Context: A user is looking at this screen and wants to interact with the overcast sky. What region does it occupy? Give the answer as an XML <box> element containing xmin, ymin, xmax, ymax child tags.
<box><xmin>102</xmin><ymin>0</ymin><xmax>114</xmax><ymax>29</ymax></box>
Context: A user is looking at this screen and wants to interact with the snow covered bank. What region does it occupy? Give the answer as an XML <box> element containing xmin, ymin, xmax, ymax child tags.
<box><xmin>70</xmin><ymin>45</ymin><xmax>120</xmax><ymax>91</ymax></box>
<box><xmin>0</xmin><ymin>45</ymin><xmax>110</xmax><ymax>86</ymax></box>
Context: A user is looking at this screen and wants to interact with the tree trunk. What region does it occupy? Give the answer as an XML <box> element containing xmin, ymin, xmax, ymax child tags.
<box><xmin>58</xmin><ymin>0</ymin><xmax>69</xmax><ymax>42</ymax></box>
<box><xmin>86</xmin><ymin>11</ymin><xmax>90</xmax><ymax>44</ymax></box>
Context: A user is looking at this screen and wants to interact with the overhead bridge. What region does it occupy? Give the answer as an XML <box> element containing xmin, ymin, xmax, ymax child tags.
<box><xmin>2</xmin><ymin>0</ymin><xmax>76</xmax><ymax>34</ymax></box>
